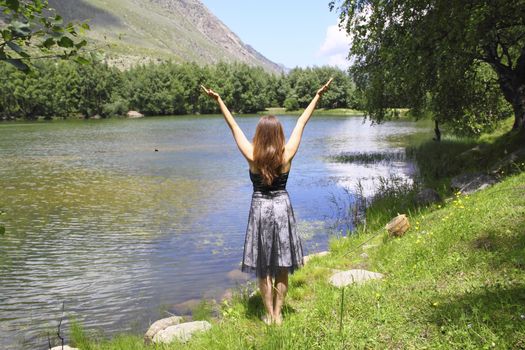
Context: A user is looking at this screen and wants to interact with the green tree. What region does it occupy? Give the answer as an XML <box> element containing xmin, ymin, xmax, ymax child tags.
<box><xmin>331</xmin><ymin>0</ymin><xmax>524</xmax><ymax>138</ymax></box>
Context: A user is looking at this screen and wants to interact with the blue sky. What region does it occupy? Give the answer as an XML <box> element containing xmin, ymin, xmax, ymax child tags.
<box><xmin>200</xmin><ymin>1</ymin><xmax>352</xmax><ymax>69</ymax></box>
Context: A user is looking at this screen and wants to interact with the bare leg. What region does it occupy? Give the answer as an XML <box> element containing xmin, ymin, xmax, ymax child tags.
<box><xmin>258</xmin><ymin>276</ymin><xmax>274</xmax><ymax>324</ymax></box>
<box><xmin>273</xmin><ymin>268</ymin><xmax>288</xmax><ymax>325</ymax></box>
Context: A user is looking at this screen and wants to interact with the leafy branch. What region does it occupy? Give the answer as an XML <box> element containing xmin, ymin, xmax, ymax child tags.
<box><xmin>0</xmin><ymin>0</ymin><xmax>92</xmax><ymax>71</ymax></box>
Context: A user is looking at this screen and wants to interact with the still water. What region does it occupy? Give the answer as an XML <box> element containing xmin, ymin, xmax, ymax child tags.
<box><xmin>0</xmin><ymin>115</ymin><xmax>424</xmax><ymax>349</ymax></box>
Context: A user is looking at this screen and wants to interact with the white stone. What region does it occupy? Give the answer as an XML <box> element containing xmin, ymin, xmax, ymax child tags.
<box><xmin>50</xmin><ymin>346</ymin><xmax>78</xmax><ymax>350</ymax></box>
<box><xmin>127</xmin><ymin>110</ymin><xmax>144</xmax><ymax>118</ymax></box>
<box><xmin>153</xmin><ymin>321</ymin><xmax>212</xmax><ymax>344</ymax></box>
<box><xmin>329</xmin><ymin>269</ymin><xmax>384</xmax><ymax>288</ymax></box>
<box><xmin>303</xmin><ymin>251</ymin><xmax>329</xmax><ymax>264</ymax></box>
<box><xmin>144</xmin><ymin>316</ymin><xmax>183</xmax><ymax>344</ymax></box>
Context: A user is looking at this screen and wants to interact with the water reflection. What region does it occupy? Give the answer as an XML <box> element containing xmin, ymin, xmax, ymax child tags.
<box><xmin>0</xmin><ymin>115</ymin><xmax>427</xmax><ymax>349</ymax></box>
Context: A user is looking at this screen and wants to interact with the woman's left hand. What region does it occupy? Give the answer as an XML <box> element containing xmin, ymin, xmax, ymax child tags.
<box><xmin>316</xmin><ymin>78</ymin><xmax>333</xmax><ymax>96</ymax></box>
<box><xmin>201</xmin><ymin>85</ymin><xmax>221</xmax><ymax>101</ymax></box>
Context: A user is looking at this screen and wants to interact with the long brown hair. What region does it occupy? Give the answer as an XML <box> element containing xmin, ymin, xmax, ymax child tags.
<box><xmin>253</xmin><ymin>115</ymin><xmax>285</xmax><ymax>185</ymax></box>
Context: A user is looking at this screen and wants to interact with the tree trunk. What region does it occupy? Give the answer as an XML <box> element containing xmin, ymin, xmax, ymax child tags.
<box><xmin>512</xmin><ymin>86</ymin><xmax>525</xmax><ymax>130</ymax></box>
<box><xmin>433</xmin><ymin>120</ymin><xmax>441</xmax><ymax>141</ymax></box>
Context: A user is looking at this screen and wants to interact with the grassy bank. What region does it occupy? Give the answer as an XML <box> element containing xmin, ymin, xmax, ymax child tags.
<box><xmin>68</xmin><ymin>122</ymin><xmax>525</xmax><ymax>349</ymax></box>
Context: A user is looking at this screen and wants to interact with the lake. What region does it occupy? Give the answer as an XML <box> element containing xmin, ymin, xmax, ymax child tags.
<box><xmin>0</xmin><ymin>114</ymin><xmax>425</xmax><ymax>349</ymax></box>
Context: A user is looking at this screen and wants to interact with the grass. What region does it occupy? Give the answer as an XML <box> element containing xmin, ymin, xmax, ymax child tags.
<box><xmin>330</xmin><ymin>151</ymin><xmax>406</xmax><ymax>164</ymax></box>
<box><xmin>66</xmin><ymin>119</ymin><xmax>525</xmax><ymax>349</ymax></box>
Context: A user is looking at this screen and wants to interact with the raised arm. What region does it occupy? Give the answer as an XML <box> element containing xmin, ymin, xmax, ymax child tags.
<box><xmin>284</xmin><ymin>78</ymin><xmax>333</xmax><ymax>163</ymax></box>
<box><xmin>201</xmin><ymin>85</ymin><xmax>254</xmax><ymax>161</ymax></box>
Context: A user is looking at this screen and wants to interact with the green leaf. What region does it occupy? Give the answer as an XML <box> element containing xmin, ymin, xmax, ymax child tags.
<box><xmin>9</xmin><ymin>20</ymin><xmax>31</xmax><ymax>37</ymax></box>
<box><xmin>52</xmin><ymin>15</ymin><xmax>63</xmax><ymax>25</ymax></box>
<box><xmin>5</xmin><ymin>0</ymin><xmax>19</xmax><ymax>12</ymax></box>
<box><xmin>0</xmin><ymin>225</ymin><xmax>5</xmax><ymax>235</ymax></box>
<box><xmin>58</xmin><ymin>36</ymin><xmax>74</xmax><ymax>48</ymax></box>
<box><xmin>90</xmin><ymin>51</ymin><xmax>104</xmax><ymax>62</ymax></box>
<box><xmin>75</xmin><ymin>56</ymin><xmax>90</xmax><ymax>65</ymax></box>
<box><xmin>52</xmin><ymin>25</ymin><xmax>64</xmax><ymax>33</ymax></box>
<box><xmin>42</xmin><ymin>37</ymin><xmax>55</xmax><ymax>48</ymax></box>
<box><xmin>6</xmin><ymin>58</ymin><xmax>29</xmax><ymax>72</ymax></box>
<box><xmin>75</xmin><ymin>39</ymin><xmax>87</xmax><ymax>49</ymax></box>
<box><xmin>6</xmin><ymin>41</ymin><xmax>23</xmax><ymax>53</ymax></box>
<box><xmin>81</xmin><ymin>22</ymin><xmax>90</xmax><ymax>30</ymax></box>
<box><xmin>2</xmin><ymin>29</ymin><xmax>13</xmax><ymax>41</ymax></box>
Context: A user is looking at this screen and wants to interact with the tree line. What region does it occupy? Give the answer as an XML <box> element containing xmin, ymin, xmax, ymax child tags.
<box><xmin>0</xmin><ymin>61</ymin><xmax>360</xmax><ymax>120</ymax></box>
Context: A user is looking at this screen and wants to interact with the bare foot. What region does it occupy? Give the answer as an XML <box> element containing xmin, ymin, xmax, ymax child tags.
<box><xmin>274</xmin><ymin>314</ymin><xmax>283</xmax><ymax>326</ymax></box>
<box><xmin>261</xmin><ymin>314</ymin><xmax>273</xmax><ymax>325</ymax></box>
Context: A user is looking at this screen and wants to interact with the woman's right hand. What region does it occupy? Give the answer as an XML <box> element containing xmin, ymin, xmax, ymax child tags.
<box><xmin>201</xmin><ymin>85</ymin><xmax>221</xmax><ymax>101</ymax></box>
<box><xmin>316</xmin><ymin>78</ymin><xmax>333</xmax><ymax>96</ymax></box>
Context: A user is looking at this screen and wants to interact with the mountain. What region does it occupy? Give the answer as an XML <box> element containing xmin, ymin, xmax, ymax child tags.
<box><xmin>48</xmin><ymin>0</ymin><xmax>283</xmax><ymax>73</ymax></box>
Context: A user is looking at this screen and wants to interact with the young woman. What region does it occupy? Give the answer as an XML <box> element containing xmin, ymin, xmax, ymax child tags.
<box><xmin>201</xmin><ymin>78</ymin><xmax>332</xmax><ymax>325</ymax></box>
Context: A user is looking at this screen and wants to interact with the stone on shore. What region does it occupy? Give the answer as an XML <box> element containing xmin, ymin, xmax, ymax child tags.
<box><xmin>303</xmin><ymin>251</ymin><xmax>329</xmax><ymax>264</ymax></box>
<box><xmin>490</xmin><ymin>147</ymin><xmax>525</xmax><ymax>173</ymax></box>
<box><xmin>221</xmin><ymin>288</ymin><xmax>233</xmax><ymax>302</ymax></box>
<box><xmin>127</xmin><ymin>110</ymin><xmax>144</xmax><ymax>118</ymax></box>
<box><xmin>153</xmin><ymin>320</ymin><xmax>212</xmax><ymax>344</ymax></box>
<box><xmin>415</xmin><ymin>188</ymin><xmax>442</xmax><ymax>206</ymax></box>
<box><xmin>329</xmin><ymin>269</ymin><xmax>384</xmax><ymax>288</ymax></box>
<box><xmin>144</xmin><ymin>315</ymin><xmax>183</xmax><ymax>344</ymax></box>
<box><xmin>50</xmin><ymin>346</ymin><xmax>78</xmax><ymax>350</ymax></box>
<box><xmin>172</xmin><ymin>299</ymin><xmax>201</xmax><ymax>315</ymax></box>
<box><xmin>450</xmin><ymin>173</ymin><xmax>497</xmax><ymax>194</ymax></box>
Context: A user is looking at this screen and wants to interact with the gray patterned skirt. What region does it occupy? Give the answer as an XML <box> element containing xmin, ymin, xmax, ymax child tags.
<box><xmin>241</xmin><ymin>190</ymin><xmax>304</xmax><ymax>278</ymax></box>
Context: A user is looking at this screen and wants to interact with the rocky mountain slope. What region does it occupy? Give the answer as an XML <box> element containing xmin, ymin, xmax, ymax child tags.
<box><xmin>48</xmin><ymin>0</ymin><xmax>283</xmax><ymax>72</ymax></box>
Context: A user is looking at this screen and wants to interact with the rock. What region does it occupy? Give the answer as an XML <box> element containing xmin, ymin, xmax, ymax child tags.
<box><xmin>458</xmin><ymin>145</ymin><xmax>483</xmax><ymax>160</ymax></box>
<box><xmin>329</xmin><ymin>269</ymin><xmax>384</xmax><ymax>288</ymax></box>
<box><xmin>226</xmin><ymin>269</ymin><xmax>250</xmax><ymax>282</ymax></box>
<box><xmin>303</xmin><ymin>251</ymin><xmax>329</xmax><ymax>264</ymax></box>
<box><xmin>415</xmin><ymin>188</ymin><xmax>441</xmax><ymax>206</ymax></box>
<box><xmin>172</xmin><ymin>299</ymin><xmax>201</xmax><ymax>315</ymax></box>
<box><xmin>450</xmin><ymin>173</ymin><xmax>497</xmax><ymax>194</ymax></box>
<box><xmin>385</xmin><ymin>214</ymin><xmax>410</xmax><ymax>237</ymax></box>
<box><xmin>127</xmin><ymin>110</ymin><xmax>144</xmax><ymax>118</ymax></box>
<box><xmin>221</xmin><ymin>288</ymin><xmax>233</xmax><ymax>302</ymax></box>
<box><xmin>144</xmin><ymin>315</ymin><xmax>183</xmax><ymax>344</ymax></box>
<box><xmin>153</xmin><ymin>321</ymin><xmax>212</xmax><ymax>344</ymax></box>
<box><xmin>50</xmin><ymin>346</ymin><xmax>79</xmax><ymax>350</ymax></box>
<box><xmin>490</xmin><ymin>148</ymin><xmax>525</xmax><ymax>173</ymax></box>
<box><xmin>91</xmin><ymin>114</ymin><xmax>101</xmax><ymax>119</ymax></box>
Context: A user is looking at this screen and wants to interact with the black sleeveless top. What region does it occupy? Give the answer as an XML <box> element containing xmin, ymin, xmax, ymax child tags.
<box><xmin>249</xmin><ymin>170</ymin><xmax>289</xmax><ymax>192</ymax></box>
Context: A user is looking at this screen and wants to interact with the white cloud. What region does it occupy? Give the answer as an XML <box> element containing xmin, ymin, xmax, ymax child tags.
<box><xmin>316</xmin><ymin>23</ymin><xmax>352</xmax><ymax>69</ymax></box>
